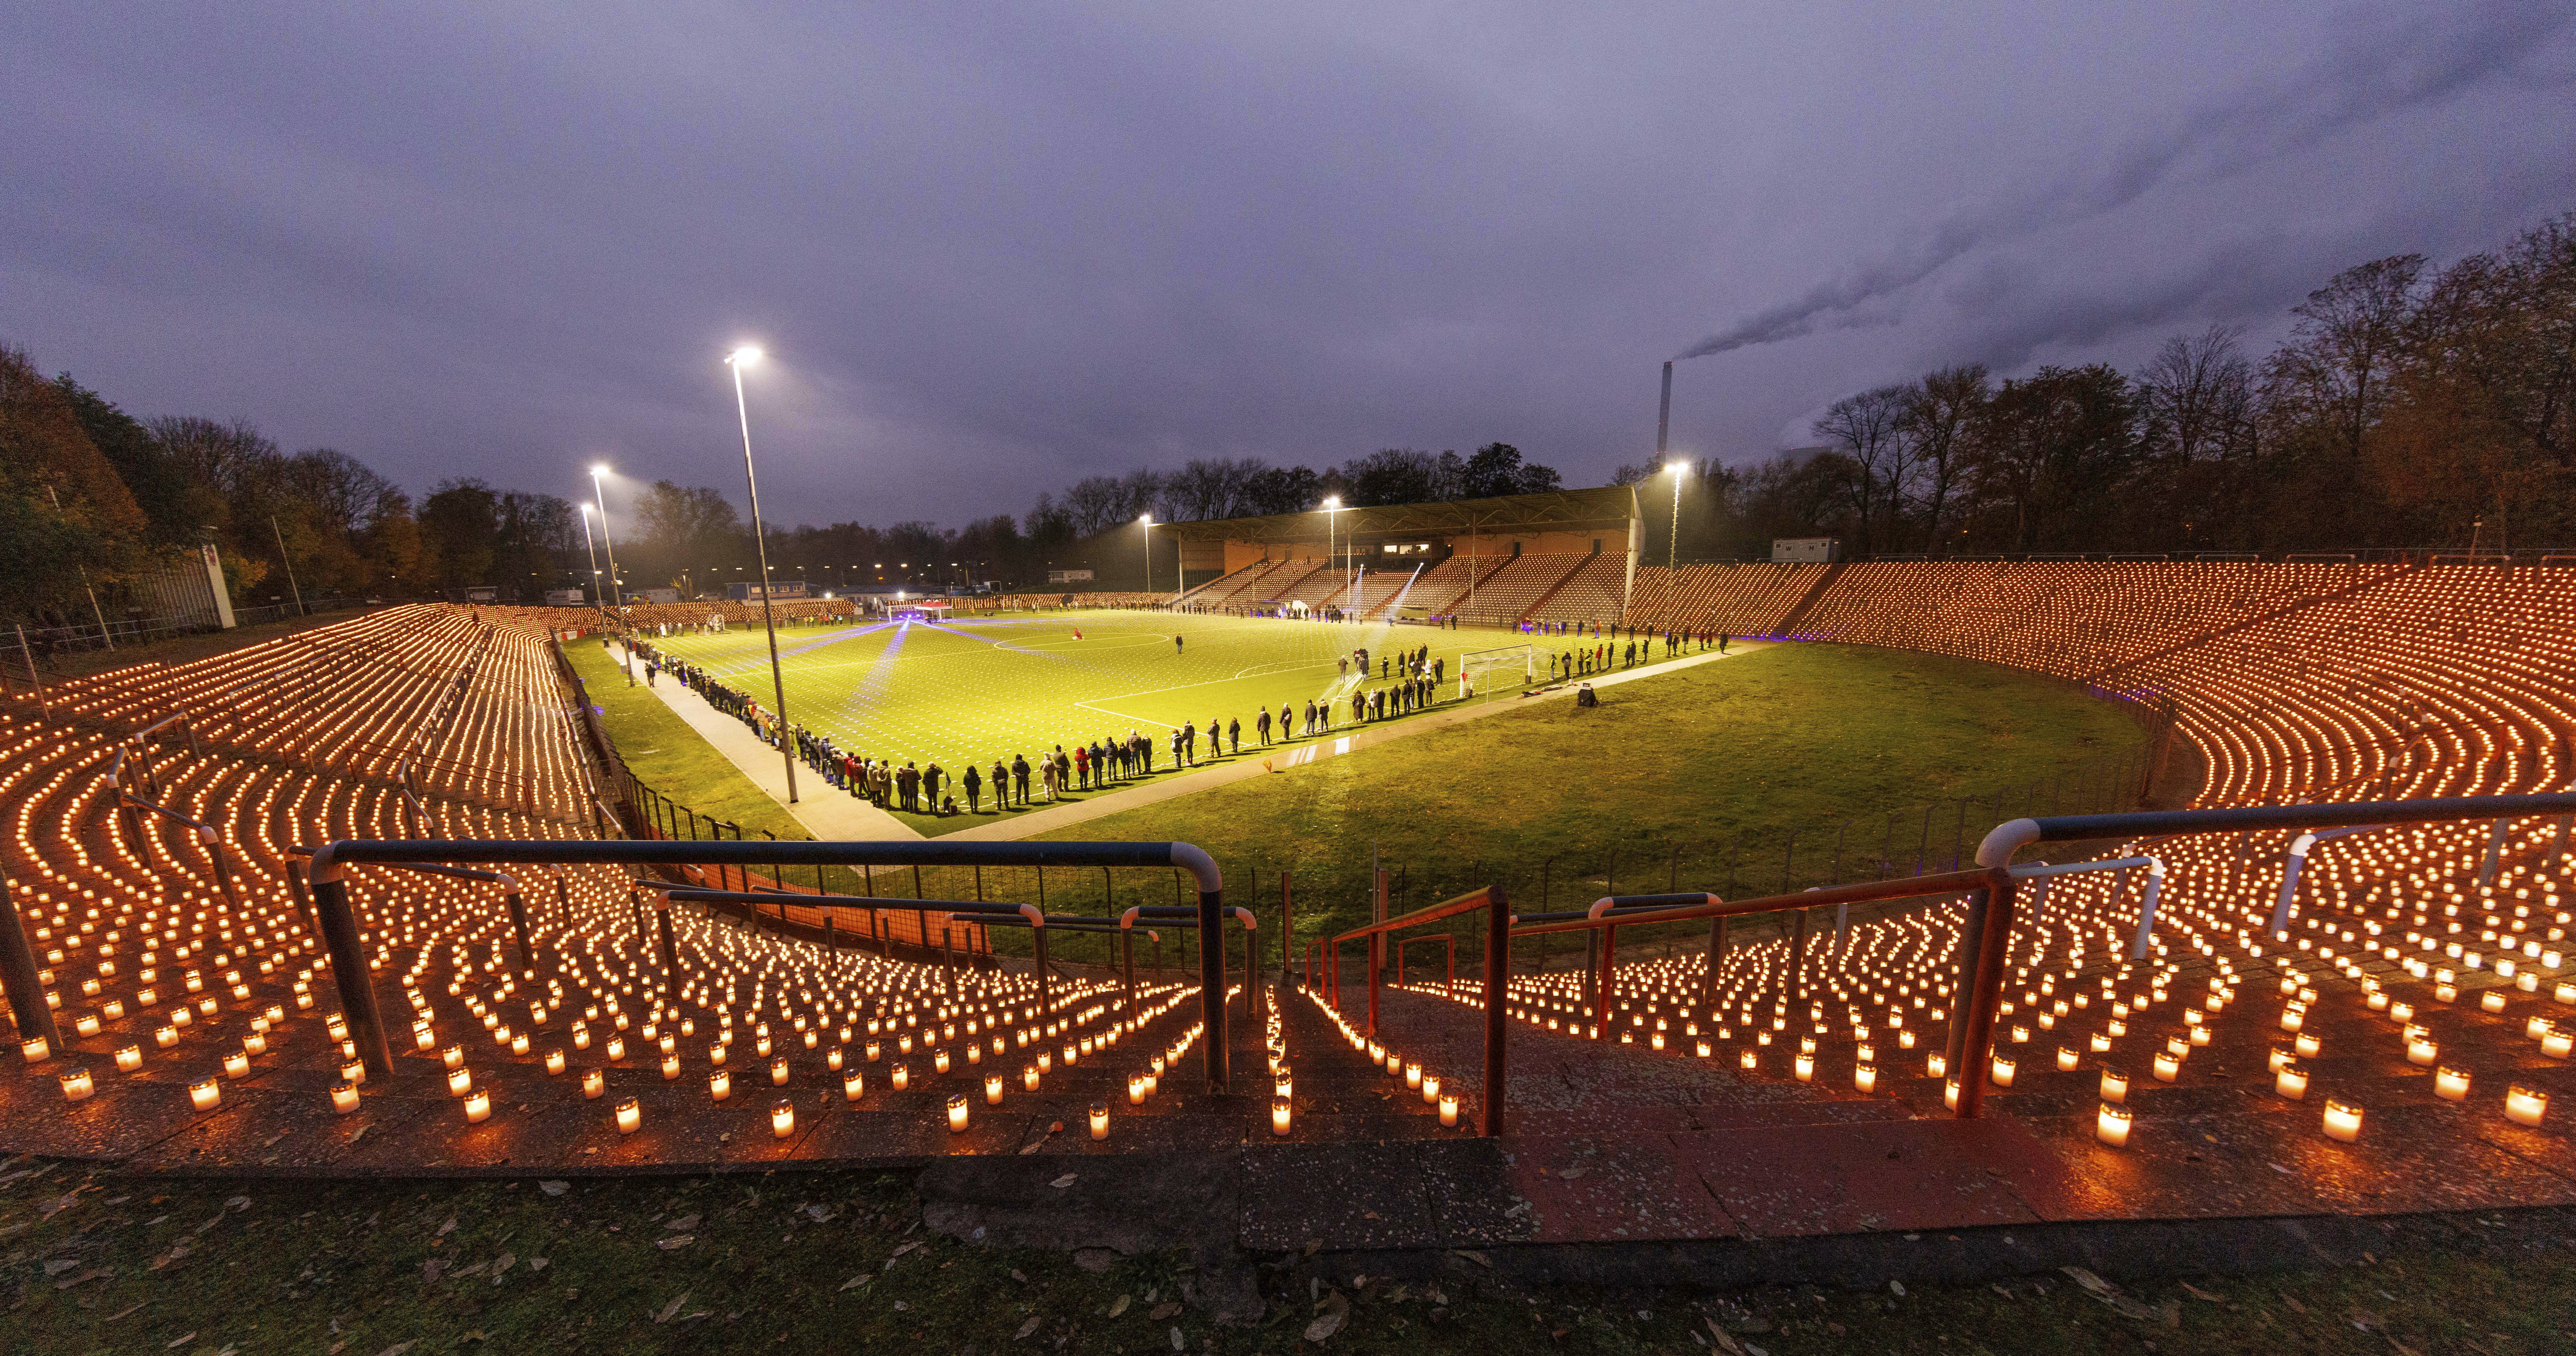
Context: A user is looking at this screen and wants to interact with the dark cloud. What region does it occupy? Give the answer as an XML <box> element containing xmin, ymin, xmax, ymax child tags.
<box><xmin>5</xmin><ymin>2</ymin><xmax>2573</xmax><ymax>520</ymax></box>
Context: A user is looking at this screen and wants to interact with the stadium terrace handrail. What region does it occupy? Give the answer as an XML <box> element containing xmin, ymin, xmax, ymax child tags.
<box><xmin>2004</xmin><ymin>854</ymin><xmax>2167</xmax><ymax>960</ymax></box>
<box><xmin>2270</xmin><ymin>828</ymin><xmax>2377</xmax><ymax>937</ymax></box>
<box><xmin>1508</xmin><ymin>870</ymin><xmax>2006</xmax><ymax>1118</ymax></box>
<box><xmin>1507</xmin><ymin>871</ymin><xmax>1985</xmax><ymax>937</ymax></box>
<box><xmin>1972</xmin><ymin>793</ymin><xmax>2576</xmax><ymax>870</ymax></box>
<box><xmin>1324</xmin><ymin>886</ymin><xmax>1495</xmax><ymax>1043</ymax></box>
<box><xmin>303</xmin><ymin>837</ymin><xmax>1233</xmax><ymax>1090</ymax></box>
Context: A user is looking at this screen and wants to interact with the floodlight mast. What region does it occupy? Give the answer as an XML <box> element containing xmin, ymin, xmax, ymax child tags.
<box><xmin>577</xmin><ymin>503</ymin><xmax>606</xmax><ymax>620</ymax></box>
<box><xmin>590</xmin><ymin>466</ymin><xmax>631</xmax><ymax>684</ymax></box>
<box><xmin>727</xmin><ymin>345</ymin><xmax>798</xmax><ymax>804</ymax></box>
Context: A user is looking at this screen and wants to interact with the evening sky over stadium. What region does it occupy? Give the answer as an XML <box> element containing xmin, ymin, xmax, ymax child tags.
<box><xmin>7</xmin><ymin>2</ymin><xmax>2574</xmax><ymax>525</ymax></box>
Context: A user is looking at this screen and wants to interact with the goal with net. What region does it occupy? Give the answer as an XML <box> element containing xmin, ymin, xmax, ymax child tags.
<box><xmin>1458</xmin><ymin>644</ymin><xmax>1534</xmax><ymax>697</ymax></box>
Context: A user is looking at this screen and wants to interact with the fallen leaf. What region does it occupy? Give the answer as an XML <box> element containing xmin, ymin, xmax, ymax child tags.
<box><xmin>1556</xmin><ymin>1165</ymin><xmax>1589</xmax><ymax>1181</ymax></box>
<box><xmin>1050</xmin><ymin>1174</ymin><xmax>1078</xmax><ymax>1189</ymax></box>
<box><xmin>2282</xmin><ymin>1294</ymin><xmax>2308</xmax><ymax>1315</ymax></box>
<box><xmin>539</xmin><ymin>1182</ymin><xmax>568</xmax><ymax>1197</ymax></box>
<box><xmin>892</xmin><ymin>1241</ymin><xmax>922</xmax><ymax>1258</ymax></box>
<box><xmin>668</xmin><ymin>1213</ymin><xmax>701</xmax><ymax>1232</ymax></box>
<box><xmin>1889</xmin><ymin>1280</ymin><xmax>1906</xmax><ymax>1297</ymax></box>
<box><xmin>1703</xmin><ymin>1318</ymin><xmax>1744</xmax><ymax>1355</ymax></box>
<box><xmin>654</xmin><ymin>1291</ymin><xmax>690</xmax><ymax>1324</ymax></box>
<box><xmin>1303</xmin><ymin>1290</ymin><xmax>1349</xmax><ymax>1343</ymax></box>
<box><xmin>837</xmin><ymin>1275</ymin><xmax>869</xmax><ymax>1292</ymax></box>
<box><xmin>1109</xmin><ymin>1294</ymin><xmax>1132</xmax><ymax>1318</ymax></box>
<box><xmin>2062</xmin><ymin>1266</ymin><xmax>2116</xmax><ymax>1296</ymax></box>
<box><xmin>1169</xmin><ymin>1328</ymin><xmax>1185</xmax><ymax>1352</ymax></box>
<box><xmin>2180</xmin><ymin>1281</ymin><xmax>2224</xmax><ymax>1302</ymax></box>
<box><xmin>165</xmin><ymin>1333</ymin><xmax>198</xmax><ymax>1350</ymax></box>
<box><xmin>437</xmin><ymin>1218</ymin><xmax>458</xmax><ymax>1237</ymax></box>
<box><xmin>1014</xmin><ymin>1316</ymin><xmax>1043</xmax><ymax>1340</ymax></box>
<box><xmin>1150</xmin><ymin>1302</ymin><xmax>1184</xmax><ymax>1321</ymax></box>
<box><xmin>373</xmin><ymin>1344</ymin><xmax>414</xmax><ymax>1356</ymax></box>
<box><xmin>655</xmin><ymin>1235</ymin><xmax>695</xmax><ymax>1250</ymax></box>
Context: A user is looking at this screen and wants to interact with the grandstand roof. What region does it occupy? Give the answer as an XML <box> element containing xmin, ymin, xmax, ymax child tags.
<box><xmin>1161</xmin><ymin>484</ymin><xmax>1640</xmax><ymax>543</ymax></box>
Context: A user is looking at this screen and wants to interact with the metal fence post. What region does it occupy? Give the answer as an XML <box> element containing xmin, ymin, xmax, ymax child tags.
<box><xmin>0</xmin><ymin>876</ymin><xmax>63</xmax><ymax>1052</ymax></box>
<box><xmin>506</xmin><ymin>887</ymin><xmax>534</xmax><ymax>979</ymax></box>
<box><xmin>1197</xmin><ymin>870</ymin><xmax>1228</xmax><ymax>1093</ymax></box>
<box><xmin>309</xmin><ymin>871</ymin><xmax>396</xmax><ymax>1081</ymax></box>
<box><xmin>1481</xmin><ymin>881</ymin><xmax>1508</xmax><ymax>1136</ymax></box>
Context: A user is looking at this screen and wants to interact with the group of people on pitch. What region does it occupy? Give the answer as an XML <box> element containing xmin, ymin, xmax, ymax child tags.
<box><xmin>1547</xmin><ymin>628</ymin><xmax>1731</xmax><ymax>681</ymax></box>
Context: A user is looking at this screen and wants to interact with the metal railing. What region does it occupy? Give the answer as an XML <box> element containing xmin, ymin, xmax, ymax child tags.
<box><xmin>299</xmin><ymin>838</ymin><xmax>1241</xmax><ymax>1093</ymax></box>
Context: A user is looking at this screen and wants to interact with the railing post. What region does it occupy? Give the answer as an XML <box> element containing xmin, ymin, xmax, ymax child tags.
<box><xmin>1197</xmin><ymin>872</ymin><xmax>1228</xmax><ymax>1093</ymax></box>
<box><xmin>1035</xmin><ymin>919</ymin><xmax>1052</xmax><ymax>1012</ymax></box>
<box><xmin>1953</xmin><ymin>867</ymin><xmax>2018</xmax><ymax>1119</ymax></box>
<box><xmin>2480</xmin><ymin>817</ymin><xmax>2507</xmax><ymax>887</ymax></box>
<box><xmin>1481</xmin><ymin>881</ymin><xmax>1508</xmax><ymax>1136</ymax></box>
<box><xmin>2128</xmin><ymin>864</ymin><xmax>2166</xmax><ymax>961</ymax></box>
<box><xmin>1593</xmin><ymin>922</ymin><xmax>1617</xmax><ymax>1038</ymax></box>
<box><xmin>0</xmin><ymin>875</ymin><xmax>63</xmax><ymax>1052</ymax></box>
<box><xmin>506</xmin><ymin>888</ymin><xmax>534</xmax><ymax>979</ymax></box>
<box><xmin>309</xmin><ymin>871</ymin><xmax>396</xmax><ymax>1081</ymax></box>
<box><xmin>1702</xmin><ymin>913</ymin><xmax>1726</xmax><ymax>1003</ymax></box>
<box><xmin>657</xmin><ymin>904</ymin><xmax>678</xmax><ymax>980</ymax></box>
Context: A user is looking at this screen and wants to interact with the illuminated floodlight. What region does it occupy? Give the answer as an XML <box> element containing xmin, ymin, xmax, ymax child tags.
<box><xmin>727</xmin><ymin>345</ymin><xmax>764</xmax><ymax>368</ymax></box>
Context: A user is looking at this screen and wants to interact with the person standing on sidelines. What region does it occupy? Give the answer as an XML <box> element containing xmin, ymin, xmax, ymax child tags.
<box><xmin>1012</xmin><ymin>753</ymin><xmax>1030</xmax><ymax>804</ymax></box>
<box><xmin>1227</xmin><ymin>717</ymin><xmax>1240</xmax><ymax>754</ymax></box>
<box><xmin>963</xmin><ymin>761</ymin><xmax>982</xmax><ymax>813</ymax></box>
<box><xmin>1257</xmin><ymin>706</ymin><xmax>1272</xmax><ymax>745</ymax></box>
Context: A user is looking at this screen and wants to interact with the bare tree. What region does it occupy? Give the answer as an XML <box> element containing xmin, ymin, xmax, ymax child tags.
<box><xmin>1897</xmin><ymin>364</ymin><xmax>1988</xmax><ymax>554</ymax></box>
<box><xmin>2140</xmin><ymin>326</ymin><xmax>2254</xmax><ymax>463</ymax></box>
<box><xmin>2262</xmin><ymin>255</ymin><xmax>2426</xmax><ymax>462</ymax></box>
<box><xmin>1813</xmin><ymin>384</ymin><xmax>1913</xmax><ymax>556</ymax></box>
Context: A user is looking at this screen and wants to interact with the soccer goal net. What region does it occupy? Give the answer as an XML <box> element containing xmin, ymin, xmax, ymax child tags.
<box><xmin>1459</xmin><ymin>644</ymin><xmax>1534</xmax><ymax>697</ymax></box>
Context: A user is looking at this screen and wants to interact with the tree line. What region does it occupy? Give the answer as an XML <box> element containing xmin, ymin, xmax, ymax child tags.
<box><xmin>1622</xmin><ymin>211</ymin><xmax>2575</xmax><ymax>560</ymax></box>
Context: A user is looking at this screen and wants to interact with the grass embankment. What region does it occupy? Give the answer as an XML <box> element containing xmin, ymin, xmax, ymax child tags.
<box><xmin>9</xmin><ymin>1159</ymin><xmax>2570</xmax><ymax>1355</ymax></box>
<box><xmin>564</xmin><ymin>639</ymin><xmax>811</xmax><ymax>846</ymax></box>
<box><xmin>1041</xmin><ymin>643</ymin><xmax>2148</xmax><ymax>964</ymax></box>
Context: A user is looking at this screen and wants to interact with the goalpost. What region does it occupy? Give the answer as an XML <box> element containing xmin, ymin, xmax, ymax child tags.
<box><xmin>1459</xmin><ymin>643</ymin><xmax>1534</xmax><ymax>698</ymax></box>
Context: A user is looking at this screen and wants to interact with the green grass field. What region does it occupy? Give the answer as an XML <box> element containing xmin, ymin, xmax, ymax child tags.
<box><xmin>574</xmin><ymin>621</ymin><xmax>2152</xmax><ymax>968</ymax></box>
<box><xmin>627</xmin><ymin>609</ymin><xmax>1642</xmax><ymax>834</ymax></box>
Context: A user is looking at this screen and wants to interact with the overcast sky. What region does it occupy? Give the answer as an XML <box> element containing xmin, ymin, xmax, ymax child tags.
<box><xmin>9</xmin><ymin>2</ymin><xmax>2573</xmax><ymax>528</ymax></box>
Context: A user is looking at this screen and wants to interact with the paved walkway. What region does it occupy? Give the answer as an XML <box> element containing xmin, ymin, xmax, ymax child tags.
<box><xmin>620</xmin><ymin>639</ymin><xmax>1768</xmax><ymax>845</ymax></box>
<box><xmin>617</xmin><ymin>642</ymin><xmax>921</xmax><ymax>840</ymax></box>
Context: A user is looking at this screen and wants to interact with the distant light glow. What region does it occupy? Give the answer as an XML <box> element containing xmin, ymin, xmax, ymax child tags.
<box><xmin>728</xmin><ymin>345</ymin><xmax>764</xmax><ymax>367</ymax></box>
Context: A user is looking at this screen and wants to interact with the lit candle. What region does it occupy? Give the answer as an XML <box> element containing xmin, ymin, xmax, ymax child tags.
<box><xmin>607</xmin><ymin>1037</ymin><xmax>626</xmax><ymax>1061</ymax></box>
<box><xmin>946</xmin><ymin>1093</ymin><xmax>970</xmax><ymax>1133</ymax></box>
<box><xmin>60</xmin><ymin>1067</ymin><xmax>95</xmax><ymax>1102</ymax></box>
<box><xmin>114</xmin><ymin>1045</ymin><xmax>143</xmax><ymax>1073</ymax></box>
<box><xmin>2095</xmin><ymin>1103</ymin><xmax>2132</xmax><ymax>1147</ymax></box>
<box><xmin>2434</xmin><ymin>1065</ymin><xmax>2471</xmax><ymax>1100</ymax></box>
<box><xmin>827</xmin><ymin>1046</ymin><xmax>845</xmax><ymax>1072</ymax></box>
<box><xmin>1926</xmin><ymin>1052</ymin><xmax>1946</xmax><ymax>1078</ymax></box>
<box><xmin>331</xmin><ymin>1081</ymin><xmax>360</xmax><ymax>1113</ymax></box>
<box><xmin>843</xmin><ymin>1070</ymin><xmax>866</xmax><ymax>1102</ymax></box>
<box><xmin>19</xmin><ymin>1037</ymin><xmax>49</xmax><ymax>1063</ymax></box>
<box><xmin>934</xmin><ymin>1048</ymin><xmax>951</xmax><ymax>1074</ymax></box>
<box><xmin>544</xmin><ymin>1049</ymin><xmax>567</xmax><ymax>1076</ymax></box>
<box><xmin>188</xmin><ymin>1078</ymin><xmax>220</xmax><ymax>1111</ymax></box>
<box><xmin>75</xmin><ymin>1014</ymin><xmax>101</xmax><ymax>1038</ymax></box>
<box><xmin>1273</xmin><ymin>1098</ymin><xmax>1294</xmax><ymax>1135</ymax></box>
<box><xmin>1129</xmin><ymin>1073</ymin><xmax>1148</xmax><ymax>1105</ymax></box>
<box><xmin>1021</xmin><ymin>1064</ymin><xmax>1038</xmax><ymax>1092</ymax></box>
<box><xmin>771</xmin><ymin>1057</ymin><xmax>791</xmax><ymax>1086</ymax></box>
<box><xmin>710</xmin><ymin>1070</ymin><xmax>731</xmax><ymax>1101</ymax></box>
<box><xmin>2100</xmin><ymin>1068</ymin><xmax>2128</xmax><ymax>1103</ymax></box>
<box><xmin>772</xmin><ymin>1097</ymin><xmax>796</xmax><ymax>1139</ymax></box>
<box><xmin>1855</xmin><ymin>1063</ymin><xmax>1878</xmax><ymax>1094</ymax></box>
<box><xmin>2481</xmin><ymin>991</ymin><xmax>2508</xmax><ymax>1014</ymax></box>
<box><xmin>463</xmin><ymin>1089</ymin><xmax>493</xmax><ymax>1122</ymax></box>
<box><xmin>447</xmin><ymin>1067</ymin><xmax>473</xmax><ymax>1096</ymax></box>
<box><xmin>1422</xmin><ymin>1073</ymin><xmax>1441</xmax><ymax>1105</ymax></box>
<box><xmin>1794</xmin><ymin>1052</ymin><xmax>1815</xmax><ymax>1082</ymax></box>
<box><xmin>2089</xmin><ymin>1032</ymin><xmax>2112</xmax><ymax>1053</ymax></box>
<box><xmin>616</xmin><ymin>1097</ymin><xmax>642</xmax><ymax>1134</ymax></box>
<box><xmin>1438</xmin><ymin>1093</ymin><xmax>1459</xmax><ymax>1127</ymax></box>
<box><xmin>1740</xmin><ymin>1049</ymin><xmax>1759</xmax><ymax>1071</ymax></box>
<box><xmin>985</xmin><ymin>1073</ymin><xmax>1004</xmax><ymax>1105</ymax></box>
<box><xmin>1089</xmin><ymin>1101</ymin><xmax>1110</xmax><ymax>1140</ymax></box>
<box><xmin>1990</xmin><ymin>1055</ymin><xmax>2015</xmax><ymax>1088</ymax></box>
<box><xmin>582</xmin><ymin>1068</ymin><xmax>605</xmax><ymax>1099</ymax></box>
<box><xmin>2294</xmin><ymin>1032</ymin><xmax>2321</xmax><ymax>1058</ymax></box>
<box><xmin>891</xmin><ymin>1063</ymin><xmax>910</xmax><ymax>1091</ymax></box>
<box><xmin>2057</xmin><ymin>1046</ymin><xmax>2080</xmax><ymax>1072</ymax></box>
<box><xmin>661</xmin><ymin>1053</ymin><xmax>682</xmax><ymax>1080</ymax></box>
<box><xmin>2152</xmin><ymin>1051</ymin><xmax>2180</xmax><ymax>1082</ymax></box>
<box><xmin>1405</xmin><ymin>1061</ymin><xmax>1423</xmax><ymax>1089</ymax></box>
<box><xmin>2322</xmin><ymin>1099</ymin><xmax>2363</xmax><ymax>1143</ymax></box>
<box><xmin>2407</xmin><ymin>1037</ymin><xmax>2438</xmax><ymax>1065</ymax></box>
<box><xmin>1944</xmin><ymin>1078</ymin><xmax>1961</xmax><ymax>1110</ymax></box>
<box><xmin>510</xmin><ymin>1033</ymin><xmax>531</xmax><ymax>1057</ymax></box>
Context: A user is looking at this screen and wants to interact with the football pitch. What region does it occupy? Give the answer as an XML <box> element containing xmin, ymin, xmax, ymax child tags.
<box><xmin>634</xmin><ymin>608</ymin><xmax>1577</xmax><ymax>779</ymax></box>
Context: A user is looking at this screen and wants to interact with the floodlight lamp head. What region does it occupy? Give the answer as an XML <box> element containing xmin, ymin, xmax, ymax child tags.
<box><xmin>1139</xmin><ymin>513</ymin><xmax>1152</xmax><ymax>524</ymax></box>
<box><xmin>1322</xmin><ymin>496</ymin><xmax>1341</xmax><ymax>509</ymax></box>
<box><xmin>727</xmin><ymin>345</ymin><xmax>764</xmax><ymax>368</ymax></box>
<box><xmin>1666</xmin><ymin>462</ymin><xmax>1684</xmax><ymax>476</ymax></box>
